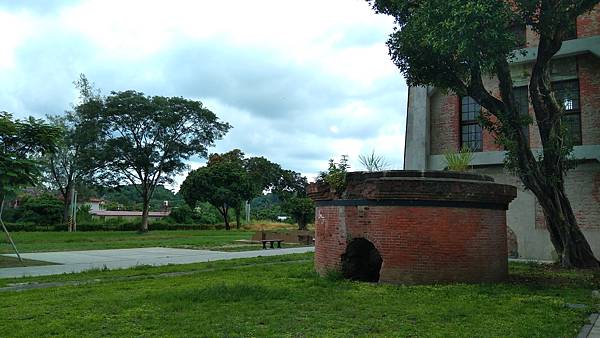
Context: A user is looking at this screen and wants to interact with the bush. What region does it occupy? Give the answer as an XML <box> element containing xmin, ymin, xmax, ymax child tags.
<box><xmin>18</xmin><ymin>194</ymin><xmax>63</xmax><ymax>225</ymax></box>
<box><xmin>169</xmin><ymin>205</ymin><xmax>195</xmax><ymax>224</ymax></box>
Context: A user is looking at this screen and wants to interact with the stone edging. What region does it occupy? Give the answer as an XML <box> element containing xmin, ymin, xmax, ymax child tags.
<box><xmin>578</xmin><ymin>313</ymin><xmax>599</xmax><ymax>338</ymax></box>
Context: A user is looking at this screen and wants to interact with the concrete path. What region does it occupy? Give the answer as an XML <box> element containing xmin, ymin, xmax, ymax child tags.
<box><xmin>579</xmin><ymin>313</ymin><xmax>600</xmax><ymax>338</ymax></box>
<box><xmin>0</xmin><ymin>246</ymin><xmax>315</xmax><ymax>279</ymax></box>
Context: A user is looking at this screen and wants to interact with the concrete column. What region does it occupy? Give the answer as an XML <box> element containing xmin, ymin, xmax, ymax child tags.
<box><xmin>404</xmin><ymin>86</ymin><xmax>430</xmax><ymax>170</ymax></box>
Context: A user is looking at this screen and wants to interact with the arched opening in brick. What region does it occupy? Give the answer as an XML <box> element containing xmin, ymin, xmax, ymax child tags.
<box><xmin>341</xmin><ymin>238</ymin><xmax>382</xmax><ymax>282</ymax></box>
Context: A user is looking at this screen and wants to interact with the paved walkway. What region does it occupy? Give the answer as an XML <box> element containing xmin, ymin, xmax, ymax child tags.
<box><xmin>0</xmin><ymin>246</ymin><xmax>315</xmax><ymax>279</ymax></box>
<box><xmin>579</xmin><ymin>313</ymin><xmax>600</xmax><ymax>338</ymax></box>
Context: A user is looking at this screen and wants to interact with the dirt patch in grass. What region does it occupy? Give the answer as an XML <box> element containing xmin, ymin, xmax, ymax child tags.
<box><xmin>0</xmin><ymin>256</ymin><xmax>58</xmax><ymax>268</ymax></box>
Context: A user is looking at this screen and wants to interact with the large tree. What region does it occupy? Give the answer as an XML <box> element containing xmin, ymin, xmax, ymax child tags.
<box><xmin>180</xmin><ymin>158</ymin><xmax>254</xmax><ymax>230</ymax></box>
<box><xmin>85</xmin><ymin>90</ymin><xmax>230</xmax><ymax>232</ymax></box>
<box><xmin>0</xmin><ymin>112</ymin><xmax>61</xmax><ymax>258</ymax></box>
<box><xmin>45</xmin><ymin>74</ymin><xmax>102</xmax><ymax>225</ymax></box>
<box><xmin>370</xmin><ymin>0</ymin><xmax>599</xmax><ymax>267</ymax></box>
<box><xmin>274</xmin><ymin>169</ymin><xmax>313</xmax><ymax>231</ymax></box>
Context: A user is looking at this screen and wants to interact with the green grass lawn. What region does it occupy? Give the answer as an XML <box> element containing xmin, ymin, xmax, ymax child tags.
<box><xmin>0</xmin><ymin>230</ymin><xmax>254</xmax><ymax>253</ymax></box>
<box><xmin>1</xmin><ymin>253</ymin><xmax>598</xmax><ymax>337</ymax></box>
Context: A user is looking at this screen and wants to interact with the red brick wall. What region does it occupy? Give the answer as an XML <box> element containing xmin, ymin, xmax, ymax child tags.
<box><xmin>314</xmin><ymin>205</ymin><xmax>508</xmax><ymax>284</ymax></box>
<box><xmin>578</xmin><ymin>54</ymin><xmax>600</xmax><ymax>145</ymax></box>
<box><xmin>578</xmin><ymin>4</ymin><xmax>600</xmax><ymax>38</ymax></box>
<box><xmin>430</xmin><ymin>93</ymin><xmax>460</xmax><ymax>154</ymax></box>
<box><xmin>525</xmin><ymin>4</ymin><xmax>600</xmax><ymax>46</ymax></box>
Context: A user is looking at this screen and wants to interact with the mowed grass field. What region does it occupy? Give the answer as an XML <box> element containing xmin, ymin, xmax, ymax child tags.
<box><xmin>1</xmin><ymin>253</ymin><xmax>599</xmax><ymax>337</ymax></box>
<box><xmin>0</xmin><ymin>230</ymin><xmax>254</xmax><ymax>254</ymax></box>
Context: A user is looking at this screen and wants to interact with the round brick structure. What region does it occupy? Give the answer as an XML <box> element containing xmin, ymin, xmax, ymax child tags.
<box><xmin>307</xmin><ymin>170</ymin><xmax>518</xmax><ymax>284</ymax></box>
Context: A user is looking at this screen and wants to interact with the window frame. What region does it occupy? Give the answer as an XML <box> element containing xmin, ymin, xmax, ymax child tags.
<box><xmin>459</xmin><ymin>96</ymin><xmax>483</xmax><ymax>152</ymax></box>
<box><xmin>552</xmin><ymin>79</ymin><xmax>582</xmax><ymax>146</ymax></box>
<box><xmin>513</xmin><ymin>85</ymin><xmax>530</xmax><ymax>144</ymax></box>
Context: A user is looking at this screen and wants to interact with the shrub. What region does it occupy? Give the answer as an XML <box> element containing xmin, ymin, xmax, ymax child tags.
<box><xmin>18</xmin><ymin>194</ymin><xmax>63</xmax><ymax>225</ymax></box>
<box><xmin>317</xmin><ymin>155</ymin><xmax>350</xmax><ymax>192</ymax></box>
<box><xmin>444</xmin><ymin>146</ymin><xmax>474</xmax><ymax>172</ymax></box>
<box><xmin>169</xmin><ymin>205</ymin><xmax>195</xmax><ymax>224</ymax></box>
<box><xmin>358</xmin><ymin>150</ymin><xmax>390</xmax><ymax>172</ymax></box>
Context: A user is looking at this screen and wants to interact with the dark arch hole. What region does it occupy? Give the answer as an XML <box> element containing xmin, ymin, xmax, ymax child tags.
<box><xmin>341</xmin><ymin>238</ymin><xmax>382</xmax><ymax>282</ymax></box>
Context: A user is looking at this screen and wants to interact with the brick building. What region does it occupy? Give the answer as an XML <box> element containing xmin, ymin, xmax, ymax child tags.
<box><xmin>404</xmin><ymin>5</ymin><xmax>600</xmax><ymax>260</ymax></box>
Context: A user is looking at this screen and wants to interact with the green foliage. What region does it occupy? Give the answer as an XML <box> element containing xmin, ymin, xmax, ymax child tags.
<box><xmin>169</xmin><ymin>205</ymin><xmax>195</xmax><ymax>224</ymax></box>
<box><xmin>102</xmin><ymin>185</ymin><xmax>184</xmax><ymax>211</ymax></box>
<box><xmin>443</xmin><ymin>146</ymin><xmax>475</xmax><ymax>172</ymax></box>
<box><xmin>317</xmin><ymin>155</ymin><xmax>350</xmax><ymax>192</ymax></box>
<box><xmin>358</xmin><ymin>150</ymin><xmax>390</xmax><ymax>172</ymax></box>
<box><xmin>18</xmin><ymin>194</ymin><xmax>63</xmax><ymax>225</ymax></box>
<box><xmin>281</xmin><ymin>197</ymin><xmax>314</xmax><ymax>230</ymax></box>
<box><xmin>182</xmin><ymin>149</ymin><xmax>312</xmax><ymax>229</ymax></box>
<box><xmin>0</xmin><ymin>112</ymin><xmax>62</xmax><ymax>199</ymax></box>
<box><xmin>44</xmin><ymin>74</ymin><xmax>103</xmax><ymax>219</ymax></box>
<box><xmin>250</xmin><ymin>194</ymin><xmax>284</xmax><ymax>221</ymax></box>
<box><xmin>370</xmin><ymin>0</ymin><xmax>518</xmax><ymax>90</ymax></box>
<box><xmin>79</xmin><ymin>89</ymin><xmax>230</xmax><ymax>231</ymax></box>
<box><xmin>180</xmin><ymin>156</ymin><xmax>254</xmax><ymax>229</ymax></box>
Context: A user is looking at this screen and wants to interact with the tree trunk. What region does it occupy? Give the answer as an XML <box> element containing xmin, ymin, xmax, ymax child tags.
<box><xmin>526</xmin><ymin>35</ymin><xmax>599</xmax><ymax>269</ymax></box>
<box><xmin>234</xmin><ymin>206</ymin><xmax>241</xmax><ymax>229</ymax></box>
<box><xmin>63</xmin><ymin>184</ymin><xmax>74</xmax><ymax>228</ymax></box>
<box><xmin>297</xmin><ymin>216</ymin><xmax>307</xmax><ymax>231</ymax></box>
<box><xmin>533</xmin><ymin>181</ymin><xmax>599</xmax><ymax>268</ymax></box>
<box><xmin>140</xmin><ymin>189</ymin><xmax>150</xmax><ymax>233</ymax></box>
<box><xmin>219</xmin><ymin>205</ymin><xmax>230</xmax><ymax>230</ymax></box>
<box><xmin>468</xmin><ymin>40</ymin><xmax>600</xmax><ymax>269</ymax></box>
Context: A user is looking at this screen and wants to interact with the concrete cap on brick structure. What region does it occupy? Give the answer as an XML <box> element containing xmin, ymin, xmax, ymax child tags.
<box><xmin>308</xmin><ymin>170</ymin><xmax>518</xmax><ymax>210</ymax></box>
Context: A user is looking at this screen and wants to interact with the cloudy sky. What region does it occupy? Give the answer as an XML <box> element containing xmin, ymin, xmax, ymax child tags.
<box><xmin>0</xmin><ymin>0</ymin><xmax>408</xmax><ymax>185</ymax></box>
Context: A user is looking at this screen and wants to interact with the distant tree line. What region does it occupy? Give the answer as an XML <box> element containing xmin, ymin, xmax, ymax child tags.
<box><xmin>2</xmin><ymin>74</ymin><xmax>314</xmax><ymax>233</ymax></box>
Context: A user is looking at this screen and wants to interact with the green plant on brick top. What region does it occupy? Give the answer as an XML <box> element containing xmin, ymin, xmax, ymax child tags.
<box><xmin>358</xmin><ymin>150</ymin><xmax>390</xmax><ymax>172</ymax></box>
<box><xmin>317</xmin><ymin>155</ymin><xmax>350</xmax><ymax>193</ymax></box>
<box><xmin>443</xmin><ymin>146</ymin><xmax>474</xmax><ymax>172</ymax></box>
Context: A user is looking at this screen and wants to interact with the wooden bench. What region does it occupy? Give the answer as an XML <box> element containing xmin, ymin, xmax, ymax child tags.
<box><xmin>261</xmin><ymin>239</ymin><xmax>283</xmax><ymax>249</ymax></box>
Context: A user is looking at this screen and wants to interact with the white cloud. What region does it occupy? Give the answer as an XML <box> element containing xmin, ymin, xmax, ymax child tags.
<box><xmin>0</xmin><ymin>0</ymin><xmax>408</xmax><ymax>188</ymax></box>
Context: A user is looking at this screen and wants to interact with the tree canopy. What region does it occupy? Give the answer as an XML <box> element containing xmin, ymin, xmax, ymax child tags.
<box><xmin>181</xmin><ymin>149</ymin><xmax>314</xmax><ymax>230</ymax></box>
<box><xmin>180</xmin><ymin>157</ymin><xmax>253</xmax><ymax>230</ymax></box>
<box><xmin>0</xmin><ymin>112</ymin><xmax>61</xmax><ymax>259</ymax></box>
<box><xmin>84</xmin><ymin>90</ymin><xmax>230</xmax><ymax>232</ymax></box>
<box><xmin>369</xmin><ymin>0</ymin><xmax>600</xmax><ymax>268</ymax></box>
<box><xmin>0</xmin><ymin>112</ymin><xmax>62</xmax><ymax>198</ymax></box>
<box><xmin>45</xmin><ymin>74</ymin><xmax>103</xmax><ymax>225</ymax></box>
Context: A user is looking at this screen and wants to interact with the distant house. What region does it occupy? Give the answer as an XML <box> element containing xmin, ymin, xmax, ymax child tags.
<box><xmin>90</xmin><ymin>210</ymin><xmax>170</xmax><ymax>222</ymax></box>
<box><xmin>84</xmin><ymin>198</ymin><xmax>105</xmax><ymax>212</ymax></box>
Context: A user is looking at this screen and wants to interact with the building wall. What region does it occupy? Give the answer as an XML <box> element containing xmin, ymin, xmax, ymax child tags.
<box><xmin>579</xmin><ymin>54</ymin><xmax>600</xmax><ymax>145</ymax></box>
<box><xmin>473</xmin><ymin>162</ymin><xmax>600</xmax><ymax>260</ymax></box>
<box><xmin>525</xmin><ymin>4</ymin><xmax>600</xmax><ymax>47</ymax></box>
<box><xmin>579</xmin><ymin>5</ymin><xmax>600</xmax><ymax>38</ymax></box>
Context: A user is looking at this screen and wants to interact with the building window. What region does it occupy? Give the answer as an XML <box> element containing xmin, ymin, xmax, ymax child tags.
<box><xmin>513</xmin><ymin>86</ymin><xmax>530</xmax><ymax>143</ymax></box>
<box><xmin>553</xmin><ymin>80</ymin><xmax>582</xmax><ymax>145</ymax></box>
<box><xmin>460</xmin><ymin>96</ymin><xmax>483</xmax><ymax>152</ymax></box>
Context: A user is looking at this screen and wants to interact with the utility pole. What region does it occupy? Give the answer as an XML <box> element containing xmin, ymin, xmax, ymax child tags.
<box><xmin>245</xmin><ymin>200</ymin><xmax>250</xmax><ymax>222</ymax></box>
<box><xmin>72</xmin><ymin>190</ymin><xmax>78</xmax><ymax>232</ymax></box>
